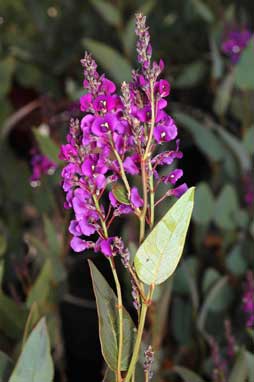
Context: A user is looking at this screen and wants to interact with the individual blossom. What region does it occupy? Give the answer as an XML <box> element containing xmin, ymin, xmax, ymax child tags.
<box><xmin>30</xmin><ymin>148</ymin><xmax>57</xmax><ymax>187</ymax></box>
<box><xmin>243</xmin><ymin>271</ymin><xmax>254</xmax><ymax>328</ymax></box>
<box><xmin>221</xmin><ymin>27</ymin><xmax>252</xmax><ymax>64</ymax></box>
<box><xmin>60</xmin><ymin>13</ymin><xmax>187</xmax><ymax>257</ymax></box>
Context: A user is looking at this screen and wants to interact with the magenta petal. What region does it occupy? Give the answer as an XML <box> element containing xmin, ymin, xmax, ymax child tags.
<box><xmin>100</xmin><ymin>238</ymin><xmax>113</xmax><ymax>257</ymax></box>
<box><xmin>123</xmin><ymin>156</ymin><xmax>139</xmax><ymax>175</ymax></box>
<box><xmin>80</xmin><ymin>93</ymin><xmax>93</xmax><ymax>112</ymax></box>
<box><xmin>69</xmin><ymin>220</ymin><xmax>82</xmax><ymax>236</ymax></box>
<box><xmin>79</xmin><ymin>218</ymin><xmax>96</xmax><ymax>236</ymax></box>
<box><xmin>70</xmin><ymin>237</ymin><xmax>89</xmax><ymax>252</ymax></box>
<box><xmin>130</xmin><ymin>187</ymin><xmax>143</xmax><ymax>208</ymax></box>
<box><xmin>171</xmin><ymin>183</ymin><xmax>188</xmax><ymax>198</ymax></box>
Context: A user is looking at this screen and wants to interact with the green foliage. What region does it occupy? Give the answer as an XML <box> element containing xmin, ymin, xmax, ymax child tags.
<box><xmin>112</xmin><ymin>183</ymin><xmax>130</xmax><ymax>205</ymax></box>
<box><xmin>0</xmin><ymin>351</ymin><xmax>13</xmax><ymax>382</ymax></box>
<box><xmin>235</xmin><ymin>38</ymin><xmax>254</xmax><ymax>90</ymax></box>
<box><xmin>83</xmin><ymin>38</ymin><xmax>132</xmax><ymax>84</ymax></box>
<box><xmin>88</xmin><ymin>261</ymin><xmax>136</xmax><ymax>371</ymax></box>
<box><xmin>9</xmin><ymin>318</ymin><xmax>54</xmax><ymax>382</ymax></box>
<box><xmin>90</xmin><ymin>0</ymin><xmax>122</xmax><ymax>27</ymax></box>
<box><xmin>134</xmin><ymin>188</ymin><xmax>195</xmax><ymax>285</ymax></box>
<box><xmin>33</xmin><ymin>128</ymin><xmax>61</xmax><ymax>164</ymax></box>
<box><xmin>174</xmin><ymin>366</ymin><xmax>208</xmax><ymax>382</ymax></box>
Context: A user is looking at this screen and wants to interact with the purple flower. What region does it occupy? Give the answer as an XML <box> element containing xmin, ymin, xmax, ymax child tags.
<box><xmin>130</xmin><ymin>187</ymin><xmax>143</xmax><ymax>208</ymax></box>
<box><xmin>153</xmin><ymin>115</ymin><xmax>177</xmax><ymax>143</ymax></box>
<box><xmin>171</xmin><ymin>183</ymin><xmax>188</xmax><ymax>198</ymax></box>
<box><xmin>30</xmin><ymin>148</ymin><xmax>57</xmax><ymax>186</ymax></box>
<box><xmin>60</xmin><ymin>13</ymin><xmax>186</xmax><ymax>255</ymax></box>
<box><xmin>221</xmin><ymin>28</ymin><xmax>252</xmax><ymax>64</ymax></box>
<box><xmin>70</xmin><ymin>237</ymin><xmax>90</xmax><ymax>252</ymax></box>
<box><xmin>243</xmin><ymin>271</ymin><xmax>254</xmax><ymax>328</ymax></box>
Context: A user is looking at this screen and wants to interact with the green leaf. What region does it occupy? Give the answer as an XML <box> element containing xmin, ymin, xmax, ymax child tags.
<box><xmin>174</xmin><ymin>365</ymin><xmax>207</xmax><ymax>382</ymax></box>
<box><xmin>228</xmin><ymin>349</ymin><xmax>248</xmax><ymax>382</ymax></box>
<box><xmin>245</xmin><ymin>351</ymin><xmax>254</xmax><ymax>382</ymax></box>
<box><xmin>88</xmin><ymin>261</ymin><xmax>136</xmax><ymax>371</ymax></box>
<box><xmin>0</xmin><ymin>234</ymin><xmax>7</xmax><ymax>257</ymax></box>
<box><xmin>213</xmin><ymin>185</ymin><xmax>239</xmax><ymax>230</ymax></box>
<box><xmin>9</xmin><ymin>318</ymin><xmax>54</xmax><ymax>382</ymax></box>
<box><xmin>213</xmin><ymin>70</ymin><xmax>235</xmax><ymax>116</ymax></box>
<box><xmin>83</xmin><ymin>38</ymin><xmax>132</xmax><ymax>84</ymax></box>
<box><xmin>22</xmin><ymin>303</ymin><xmax>40</xmax><ymax>348</ymax></box>
<box><xmin>243</xmin><ymin>126</ymin><xmax>254</xmax><ymax>155</ymax></box>
<box><xmin>210</xmin><ymin>34</ymin><xmax>223</xmax><ymax>80</ymax></box>
<box><xmin>33</xmin><ymin>127</ymin><xmax>60</xmax><ymax>164</ymax></box>
<box><xmin>226</xmin><ymin>245</ymin><xmax>247</xmax><ymax>276</ymax></box>
<box><xmin>175</xmin><ymin>61</ymin><xmax>206</xmax><ymax>88</ymax></box>
<box><xmin>198</xmin><ymin>276</ymin><xmax>229</xmax><ymax>331</ymax></box>
<box><xmin>103</xmin><ymin>367</ymin><xmax>116</xmax><ymax>382</ymax></box>
<box><xmin>112</xmin><ymin>183</ymin><xmax>130</xmax><ymax>205</ymax></box>
<box><xmin>0</xmin><ymin>57</ymin><xmax>15</xmax><ymax>99</ymax></box>
<box><xmin>0</xmin><ymin>351</ymin><xmax>13</xmax><ymax>382</ymax></box>
<box><xmin>134</xmin><ymin>187</ymin><xmax>195</xmax><ymax>285</ymax></box>
<box><xmin>191</xmin><ymin>0</ymin><xmax>214</xmax><ymax>23</ymax></box>
<box><xmin>173</xmin><ymin>112</ymin><xmax>225</xmax><ymax>162</ymax></box>
<box><xmin>90</xmin><ymin>0</ymin><xmax>122</xmax><ymax>27</ymax></box>
<box><xmin>172</xmin><ymin>298</ymin><xmax>192</xmax><ymax>345</ymax></box>
<box><xmin>215</xmin><ymin>127</ymin><xmax>251</xmax><ymax>172</ymax></box>
<box><xmin>235</xmin><ymin>38</ymin><xmax>254</xmax><ymax>90</ymax></box>
<box><xmin>202</xmin><ymin>268</ymin><xmax>220</xmax><ymax>294</ymax></box>
<box><xmin>0</xmin><ymin>292</ymin><xmax>28</xmax><ymax>339</ymax></box>
<box><xmin>193</xmin><ymin>182</ymin><xmax>214</xmax><ymax>224</ymax></box>
<box><xmin>26</xmin><ymin>260</ymin><xmax>52</xmax><ymax>308</ymax></box>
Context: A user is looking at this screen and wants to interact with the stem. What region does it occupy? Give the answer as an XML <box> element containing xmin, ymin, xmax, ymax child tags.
<box><xmin>93</xmin><ymin>195</ymin><xmax>124</xmax><ymax>382</ymax></box>
<box><xmin>124</xmin><ymin>303</ymin><xmax>148</xmax><ymax>382</ymax></box>
<box><xmin>110</xmin><ymin>258</ymin><xmax>124</xmax><ymax>382</ymax></box>
<box><xmin>148</xmin><ymin>161</ymin><xmax>154</xmax><ymax>229</ymax></box>
<box><xmin>112</xmin><ymin>146</ymin><xmax>131</xmax><ymax>196</ymax></box>
<box><xmin>124</xmin><ymin>285</ymin><xmax>154</xmax><ymax>382</ymax></box>
<box><xmin>139</xmin><ymin>158</ymin><xmax>148</xmax><ymax>243</ymax></box>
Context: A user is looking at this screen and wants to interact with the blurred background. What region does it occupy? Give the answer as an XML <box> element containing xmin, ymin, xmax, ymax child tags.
<box><xmin>0</xmin><ymin>0</ymin><xmax>253</xmax><ymax>381</ymax></box>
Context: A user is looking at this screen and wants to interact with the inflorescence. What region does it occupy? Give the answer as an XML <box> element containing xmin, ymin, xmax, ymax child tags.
<box><xmin>60</xmin><ymin>13</ymin><xmax>187</xmax><ymax>256</ymax></box>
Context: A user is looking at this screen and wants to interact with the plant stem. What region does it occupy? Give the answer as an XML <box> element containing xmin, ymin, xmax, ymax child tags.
<box><xmin>112</xmin><ymin>146</ymin><xmax>131</xmax><ymax>196</ymax></box>
<box><xmin>124</xmin><ymin>285</ymin><xmax>154</xmax><ymax>382</ymax></box>
<box><xmin>110</xmin><ymin>257</ymin><xmax>124</xmax><ymax>382</ymax></box>
<box><xmin>148</xmin><ymin>161</ymin><xmax>154</xmax><ymax>228</ymax></box>
<box><xmin>93</xmin><ymin>195</ymin><xmax>124</xmax><ymax>382</ymax></box>
<box><xmin>139</xmin><ymin>158</ymin><xmax>148</xmax><ymax>243</ymax></box>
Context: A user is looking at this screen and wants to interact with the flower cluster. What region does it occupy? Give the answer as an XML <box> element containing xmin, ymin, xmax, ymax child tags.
<box><xmin>221</xmin><ymin>27</ymin><xmax>252</xmax><ymax>64</ymax></box>
<box><xmin>242</xmin><ymin>271</ymin><xmax>254</xmax><ymax>328</ymax></box>
<box><xmin>209</xmin><ymin>337</ymin><xmax>227</xmax><ymax>382</ymax></box>
<box><xmin>60</xmin><ymin>13</ymin><xmax>186</xmax><ymax>256</ymax></box>
<box><xmin>30</xmin><ymin>148</ymin><xmax>57</xmax><ymax>187</ymax></box>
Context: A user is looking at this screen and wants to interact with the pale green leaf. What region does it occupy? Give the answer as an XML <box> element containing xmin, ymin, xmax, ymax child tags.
<box><xmin>213</xmin><ymin>70</ymin><xmax>235</xmax><ymax>116</ymax></box>
<box><xmin>174</xmin><ymin>365</ymin><xmax>207</xmax><ymax>382</ymax></box>
<box><xmin>213</xmin><ymin>185</ymin><xmax>239</xmax><ymax>230</ymax></box>
<box><xmin>215</xmin><ymin>126</ymin><xmax>251</xmax><ymax>172</ymax></box>
<box><xmin>173</xmin><ymin>112</ymin><xmax>225</xmax><ymax>161</ymax></box>
<box><xmin>198</xmin><ymin>276</ymin><xmax>228</xmax><ymax>331</ymax></box>
<box><xmin>33</xmin><ymin>128</ymin><xmax>60</xmax><ymax>164</ymax></box>
<box><xmin>22</xmin><ymin>303</ymin><xmax>40</xmax><ymax>348</ymax></box>
<box><xmin>103</xmin><ymin>367</ymin><xmax>116</xmax><ymax>382</ymax></box>
<box><xmin>228</xmin><ymin>349</ymin><xmax>248</xmax><ymax>382</ymax></box>
<box><xmin>88</xmin><ymin>261</ymin><xmax>136</xmax><ymax>371</ymax></box>
<box><xmin>243</xmin><ymin>126</ymin><xmax>254</xmax><ymax>155</ymax></box>
<box><xmin>83</xmin><ymin>38</ymin><xmax>132</xmax><ymax>84</ymax></box>
<box><xmin>134</xmin><ymin>187</ymin><xmax>195</xmax><ymax>285</ymax></box>
<box><xmin>175</xmin><ymin>61</ymin><xmax>206</xmax><ymax>88</ymax></box>
<box><xmin>9</xmin><ymin>318</ymin><xmax>54</xmax><ymax>382</ymax></box>
<box><xmin>26</xmin><ymin>260</ymin><xmax>52</xmax><ymax>308</ymax></box>
<box><xmin>90</xmin><ymin>0</ymin><xmax>122</xmax><ymax>27</ymax></box>
<box><xmin>235</xmin><ymin>38</ymin><xmax>254</xmax><ymax>90</ymax></box>
<box><xmin>245</xmin><ymin>351</ymin><xmax>254</xmax><ymax>382</ymax></box>
<box><xmin>193</xmin><ymin>182</ymin><xmax>214</xmax><ymax>224</ymax></box>
<box><xmin>226</xmin><ymin>245</ymin><xmax>247</xmax><ymax>276</ymax></box>
<box><xmin>191</xmin><ymin>0</ymin><xmax>214</xmax><ymax>23</ymax></box>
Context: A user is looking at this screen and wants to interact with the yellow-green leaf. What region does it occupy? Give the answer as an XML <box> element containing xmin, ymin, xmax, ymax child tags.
<box><xmin>112</xmin><ymin>183</ymin><xmax>130</xmax><ymax>205</ymax></box>
<box><xmin>134</xmin><ymin>187</ymin><xmax>195</xmax><ymax>285</ymax></box>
